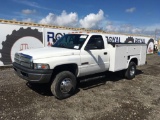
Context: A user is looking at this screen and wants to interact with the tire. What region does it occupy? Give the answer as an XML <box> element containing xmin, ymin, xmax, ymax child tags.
<box><xmin>51</xmin><ymin>71</ymin><xmax>77</xmax><ymax>99</ymax></box>
<box><xmin>125</xmin><ymin>62</ymin><xmax>136</xmax><ymax>80</ymax></box>
<box><xmin>0</xmin><ymin>27</ymin><xmax>43</xmax><ymax>65</ymax></box>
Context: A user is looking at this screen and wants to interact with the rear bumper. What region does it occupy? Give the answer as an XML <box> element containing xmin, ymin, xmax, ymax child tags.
<box><xmin>13</xmin><ymin>62</ymin><xmax>52</xmax><ymax>83</ymax></box>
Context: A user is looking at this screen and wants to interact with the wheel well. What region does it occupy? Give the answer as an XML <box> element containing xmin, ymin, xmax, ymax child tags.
<box><xmin>53</xmin><ymin>64</ymin><xmax>78</xmax><ymax>76</ymax></box>
<box><xmin>130</xmin><ymin>58</ymin><xmax>138</xmax><ymax>65</ymax></box>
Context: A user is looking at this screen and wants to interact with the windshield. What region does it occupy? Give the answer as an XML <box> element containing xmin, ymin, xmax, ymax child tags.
<box><xmin>52</xmin><ymin>34</ymin><xmax>88</xmax><ymax>50</ymax></box>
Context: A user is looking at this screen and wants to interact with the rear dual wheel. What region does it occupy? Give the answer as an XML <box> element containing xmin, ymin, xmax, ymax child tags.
<box><xmin>125</xmin><ymin>62</ymin><xmax>136</xmax><ymax>80</ymax></box>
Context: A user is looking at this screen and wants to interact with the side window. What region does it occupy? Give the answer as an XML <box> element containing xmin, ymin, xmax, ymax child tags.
<box><xmin>86</xmin><ymin>35</ymin><xmax>104</xmax><ymax>50</ymax></box>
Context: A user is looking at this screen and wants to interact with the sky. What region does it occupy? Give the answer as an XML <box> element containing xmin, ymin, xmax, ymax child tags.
<box><xmin>0</xmin><ymin>0</ymin><xmax>160</xmax><ymax>39</ymax></box>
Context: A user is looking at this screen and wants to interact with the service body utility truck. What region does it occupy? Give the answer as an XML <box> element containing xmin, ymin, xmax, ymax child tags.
<box><xmin>13</xmin><ymin>33</ymin><xmax>147</xmax><ymax>99</ymax></box>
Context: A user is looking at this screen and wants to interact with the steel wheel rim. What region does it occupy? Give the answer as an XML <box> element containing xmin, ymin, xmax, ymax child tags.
<box><xmin>60</xmin><ymin>78</ymin><xmax>72</xmax><ymax>93</ymax></box>
<box><xmin>130</xmin><ymin>66</ymin><xmax>135</xmax><ymax>76</ymax></box>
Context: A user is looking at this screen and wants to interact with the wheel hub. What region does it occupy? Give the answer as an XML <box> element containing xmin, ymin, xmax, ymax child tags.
<box><xmin>130</xmin><ymin>66</ymin><xmax>135</xmax><ymax>76</ymax></box>
<box><xmin>60</xmin><ymin>78</ymin><xmax>72</xmax><ymax>93</ymax></box>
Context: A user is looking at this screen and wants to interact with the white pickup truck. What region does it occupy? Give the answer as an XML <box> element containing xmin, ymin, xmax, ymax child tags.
<box><xmin>13</xmin><ymin>33</ymin><xmax>147</xmax><ymax>99</ymax></box>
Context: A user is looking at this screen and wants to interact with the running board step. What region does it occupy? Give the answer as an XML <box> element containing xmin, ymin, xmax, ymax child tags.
<box><xmin>79</xmin><ymin>75</ymin><xmax>106</xmax><ymax>83</ymax></box>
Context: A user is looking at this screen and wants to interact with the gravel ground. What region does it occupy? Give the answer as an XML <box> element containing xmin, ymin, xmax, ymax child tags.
<box><xmin>0</xmin><ymin>54</ymin><xmax>160</xmax><ymax>120</ymax></box>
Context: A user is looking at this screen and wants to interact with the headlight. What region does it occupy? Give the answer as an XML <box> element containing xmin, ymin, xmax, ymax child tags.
<box><xmin>34</xmin><ymin>63</ymin><xmax>50</xmax><ymax>69</ymax></box>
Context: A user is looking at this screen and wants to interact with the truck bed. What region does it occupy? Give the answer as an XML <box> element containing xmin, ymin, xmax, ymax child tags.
<box><xmin>109</xmin><ymin>44</ymin><xmax>147</xmax><ymax>72</ymax></box>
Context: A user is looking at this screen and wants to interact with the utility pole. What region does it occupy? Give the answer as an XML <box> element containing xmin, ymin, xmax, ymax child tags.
<box><xmin>155</xmin><ymin>29</ymin><xmax>160</xmax><ymax>51</ymax></box>
<box><xmin>155</xmin><ymin>29</ymin><xmax>160</xmax><ymax>41</ymax></box>
<box><xmin>155</xmin><ymin>29</ymin><xmax>157</xmax><ymax>41</ymax></box>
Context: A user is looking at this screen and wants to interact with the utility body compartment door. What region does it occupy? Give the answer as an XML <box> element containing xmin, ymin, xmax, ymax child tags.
<box><xmin>79</xmin><ymin>35</ymin><xmax>109</xmax><ymax>77</ymax></box>
<box><xmin>109</xmin><ymin>44</ymin><xmax>146</xmax><ymax>72</ymax></box>
<box><xmin>109</xmin><ymin>45</ymin><xmax>128</xmax><ymax>72</ymax></box>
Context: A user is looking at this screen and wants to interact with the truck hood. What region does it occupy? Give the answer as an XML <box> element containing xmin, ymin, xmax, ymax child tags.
<box><xmin>18</xmin><ymin>47</ymin><xmax>80</xmax><ymax>59</ymax></box>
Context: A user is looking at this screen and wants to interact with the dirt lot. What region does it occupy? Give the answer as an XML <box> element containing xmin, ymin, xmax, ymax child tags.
<box><xmin>0</xmin><ymin>54</ymin><xmax>160</xmax><ymax>120</ymax></box>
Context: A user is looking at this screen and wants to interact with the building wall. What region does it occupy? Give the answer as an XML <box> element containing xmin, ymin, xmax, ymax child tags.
<box><xmin>0</xmin><ymin>20</ymin><xmax>155</xmax><ymax>66</ymax></box>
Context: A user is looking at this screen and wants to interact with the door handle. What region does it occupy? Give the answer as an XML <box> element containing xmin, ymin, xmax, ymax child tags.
<box><xmin>104</xmin><ymin>52</ymin><xmax>107</xmax><ymax>55</ymax></box>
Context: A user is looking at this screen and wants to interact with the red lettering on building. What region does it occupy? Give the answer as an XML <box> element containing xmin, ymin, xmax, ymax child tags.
<box><xmin>20</xmin><ymin>44</ymin><xmax>29</xmax><ymax>51</ymax></box>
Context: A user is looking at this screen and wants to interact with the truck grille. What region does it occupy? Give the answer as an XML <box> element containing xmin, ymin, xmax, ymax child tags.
<box><xmin>14</xmin><ymin>53</ymin><xmax>33</xmax><ymax>68</ymax></box>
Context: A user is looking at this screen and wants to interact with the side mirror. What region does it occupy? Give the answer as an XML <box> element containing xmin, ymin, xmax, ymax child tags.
<box><xmin>84</xmin><ymin>46</ymin><xmax>89</xmax><ymax>50</ymax></box>
<box><xmin>84</xmin><ymin>45</ymin><xmax>95</xmax><ymax>50</ymax></box>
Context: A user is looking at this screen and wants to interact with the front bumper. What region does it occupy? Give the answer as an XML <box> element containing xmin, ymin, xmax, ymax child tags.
<box><xmin>13</xmin><ymin>62</ymin><xmax>52</xmax><ymax>83</ymax></box>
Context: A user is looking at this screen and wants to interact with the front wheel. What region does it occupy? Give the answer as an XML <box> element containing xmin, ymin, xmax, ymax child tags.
<box><xmin>51</xmin><ymin>71</ymin><xmax>77</xmax><ymax>99</ymax></box>
<box><xmin>125</xmin><ymin>62</ymin><xmax>136</xmax><ymax>80</ymax></box>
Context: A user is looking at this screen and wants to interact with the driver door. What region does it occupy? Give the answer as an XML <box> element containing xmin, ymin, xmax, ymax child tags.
<box><xmin>79</xmin><ymin>35</ymin><xmax>109</xmax><ymax>76</ymax></box>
